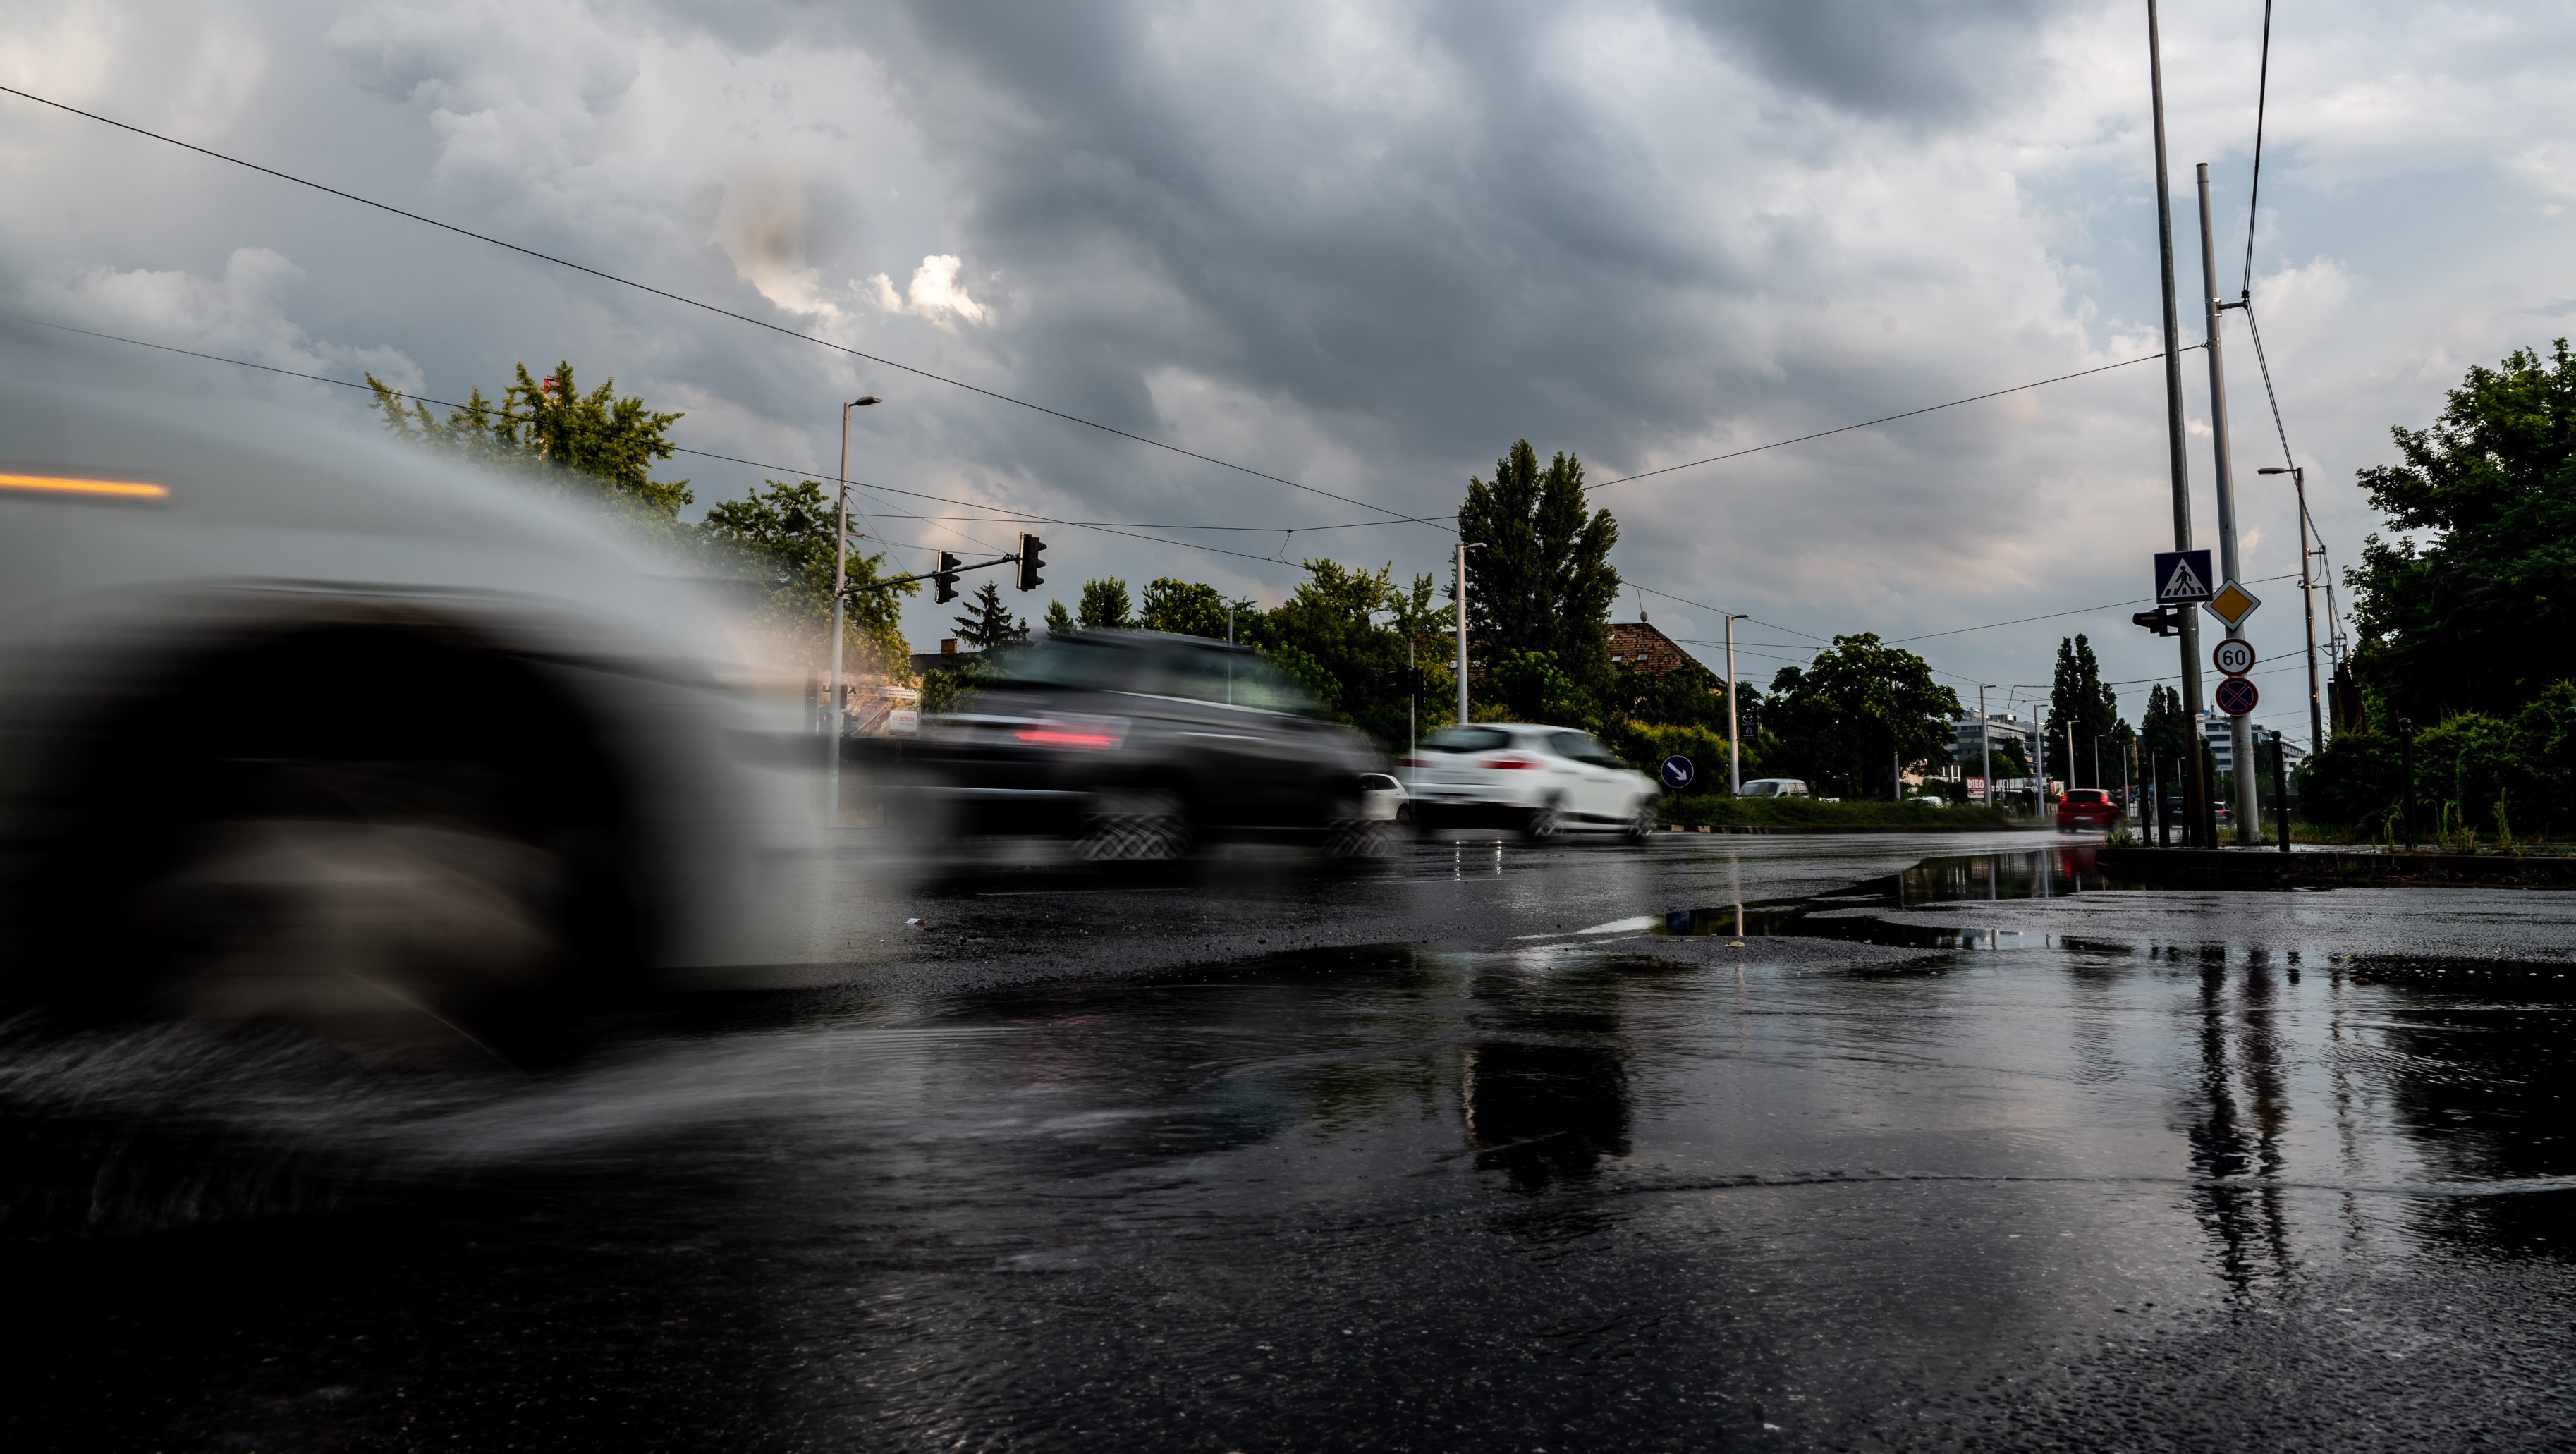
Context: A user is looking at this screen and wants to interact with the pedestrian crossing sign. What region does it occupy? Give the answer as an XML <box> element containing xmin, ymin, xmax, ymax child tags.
<box><xmin>2204</xmin><ymin>579</ymin><xmax>2261</xmax><ymax>629</ymax></box>
<box><xmin>2153</xmin><ymin>549</ymin><xmax>2215</xmax><ymax>603</ymax></box>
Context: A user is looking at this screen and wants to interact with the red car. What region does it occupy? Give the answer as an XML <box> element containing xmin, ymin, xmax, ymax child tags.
<box><xmin>2056</xmin><ymin>788</ymin><xmax>2124</xmax><ymax>833</ymax></box>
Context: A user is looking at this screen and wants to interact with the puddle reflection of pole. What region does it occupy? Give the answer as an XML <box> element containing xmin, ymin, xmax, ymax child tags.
<box><xmin>2240</xmin><ymin>954</ymin><xmax>2295</xmax><ymax>1273</ymax></box>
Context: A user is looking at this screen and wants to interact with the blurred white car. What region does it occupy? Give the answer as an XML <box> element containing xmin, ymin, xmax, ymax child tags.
<box><xmin>1737</xmin><ymin>778</ymin><xmax>1810</xmax><ymax>799</ymax></box>
<box><xmin>1358</xmin><ymin>771</ymin><xmax>1410</xmax><ymax>824</ymax></box>
<box><xmin>1400</xmin><ymin>723</ymin><xmax>1659</xmax><ymax>839</ymax></box>
<box><xmin>0</xmin><ymin>334</ymin><xmax>814</xmax><ymax>1056</ymax></box>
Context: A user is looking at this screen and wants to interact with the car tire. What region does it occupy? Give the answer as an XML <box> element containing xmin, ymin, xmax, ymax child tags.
<box><xmin>1523</xmin><ymin>800</ymin><xmax>1563</xmax><ymax>841</ymax></box>
<box><xmin>1078</xmin><ymin>786</ymin><xmax>1194</xmax><ymax>862</ymax></box>
<box><xmin>1323</xmin><ymin>811</ymin><xmax>1391</xmax><ymax>860</ymax></box>
<box><xmin>1624</xmin><ymin>800</ymin><xmax>1658</xmax><ymax>842</ymax></box>
<box><xmin>17</xmin><ymin>625</ymin><xmax>644</xmax><ymax>1065</ymax></box>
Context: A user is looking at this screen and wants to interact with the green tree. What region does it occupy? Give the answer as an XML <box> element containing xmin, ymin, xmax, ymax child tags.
<box><xmin>1457</xmin><ymin>441</ymin><xmax>1620</xmax><ymax>706</ymax></box>
<box><xmin>1139</xmin><ymin>578</ymin><xmax>1250</xmax><ymax>639</ymax></box>
<box><xmin>2348</xmin><ymin>338</ymin><xmax>2576</xmax><ymax>724</ymax></box>
<box><xmin>953</xmin><ymin>580</ymin><xmax>1029</xmax><ymax>652</ymax></box>
<box><xmin>697</xmin><ymin>477</ymin><xmax>916</xmax><ymax>678</ymax></box>
<box><xmin>1044</xmin><ymin>599</ymin><xmax>1075</xmax><ymax>635</ymax></box>
<box><xmin>2044</xmin><ymin>635</ymin><xmax>2130</xmax><ymax>787</ymax></box>
<box><xmin>2138</xmin><ymin>683</ymin><xmax>2193</xmax><ymax>776</ymax></box>
<box><xmin>366</xmin><ymin>361</ymin><xmax>691</xmax><ymax>519</ymax></box>
<box><xmin>1077</xmin><ymin>578</ymin><xmax>1132</xmax><ymax>630</ymax></box>
<box><xmin>1265</xmin><ymin>561</ymin><xmax>1408</xmax><ymax>738</ymax></box>
<box><xmin>1762</xmin><ymin>634</ymin><xmax>1962</xmax><ymax>798</ymax></box>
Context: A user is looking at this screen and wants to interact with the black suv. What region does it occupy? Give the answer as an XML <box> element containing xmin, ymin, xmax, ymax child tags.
<box><xmin>907</xmin><ymin>631</ymin><xmax>1388</xmax><ymax>858</ymax></box>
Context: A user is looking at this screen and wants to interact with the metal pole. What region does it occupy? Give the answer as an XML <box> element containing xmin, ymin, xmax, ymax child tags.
<box><xmin>2400</xmin><ymin>717</ymin><xmax>2417</xmax><ymax>849</ymax></box>
<box><xmin>1726</xmin><ymin>615</ymin><xmax>1747</xmax><ymax>794</ymax></box>
<box><xmin>2295</xmin><ymin>469</ymin><xmax>2324</xmax><ymax>752</ymax></box>
<box><xmin>1979</xmin><ymin>685</ymin><xmax>1994</xmax><ymax>810</ymax></box>
<box><xmin>2273</xmin><ymin>730</ymin><xmax>2291</xmax><ymax>852</ymax></box>
<box><xmin>827</xmin><ymin>403</ymin><xmax>852</xmax><ymax>824</ymax></box>
<box><xmin>2153</xmin><ymin>756</ymin><xmax>2166</xmax><ymax>847</ymax></box>
<box><xmin>1455</xmin><ymin>540</ymin><xmax>1470</xmax><ymax>725</ymax></box>
<box><xmin>2148</xmin><ymin>0</ymin><xmax>2211</xmax><ymax>849</ymax></box>
<box><xmin>2197</xmin><ymin>161</ymin><xmax>2259</xmax><ymax>843</ymax></box>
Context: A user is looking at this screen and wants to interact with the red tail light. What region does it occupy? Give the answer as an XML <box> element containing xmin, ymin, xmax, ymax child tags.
<box><xmin>1485</xmin><ymin>754</ymin><xmax>1542</xmax><ymax>771</ymax></box>
<box><xmin>1015</xmin><ymin>716</ymin><xmax>1128</xmax><ymax>750</ymax></box>
<box><xmin>1400</xmin><ymin>756</ymin><xmax>1429</xmax><ymax>768</ymax></box>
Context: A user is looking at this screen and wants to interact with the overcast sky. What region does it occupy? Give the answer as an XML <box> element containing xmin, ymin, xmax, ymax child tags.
<box><xmin>8</xmin><ymin>0</ymin><xmax>2574</xmax><ymax>745</ymax></box>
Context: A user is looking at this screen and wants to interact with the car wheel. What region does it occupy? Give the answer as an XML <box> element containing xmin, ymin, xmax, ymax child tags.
<box><xmin>1322</xmin><ymin>798</ymin><xmax>1392</xmax><ymax>859</ymax></box>
<box><xmin>1624</xmin><ymin>800</ymin><xmax>1658</xmax><ymax>842</ymax></box>
<box><xmin>1078</xmin><ymin>786</ymin><xmax>1193</xmax><ymax>862</ymax></box>
<box><xmin>1523</xmin><ymin>799</ymin><xmax>1563</xmax><ymax>841</ymax></box>
<box><xmin>19</xmin><ymin>625</ymin><xmax>642</xmax><ymax>1065</ymax></box>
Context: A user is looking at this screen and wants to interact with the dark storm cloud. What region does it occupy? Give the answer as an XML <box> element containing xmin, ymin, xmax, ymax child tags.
<box><xmin>1666</xmin><ymin>0</ymin><xmax>2075</xmax><ymax>123</ymax></box>
<box><xmin>855</xmin><ymin>0</ymin><xmax>1776</xmax><ymax>499</ymax></box>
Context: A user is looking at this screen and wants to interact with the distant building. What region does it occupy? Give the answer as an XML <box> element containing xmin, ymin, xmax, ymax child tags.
<box><xmin>2202</xmin><ymin>714</ymin><xmax>2307</xmax><ymax>777</ymax></box>
<box><xmin>1608</xmin><ymin>621</ymin><xmax>1693</xmax><ymax>676</ymax></box>
<box><xmin>1953</xmin><ymin>711</ymin><xmax>2029</xmax><ymax>764</ymax></box>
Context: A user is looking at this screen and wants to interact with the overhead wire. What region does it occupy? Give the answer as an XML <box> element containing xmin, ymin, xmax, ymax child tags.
<box><xmin>1585</xmin><ymin>348</ymin><xmax>2201</xmax><ymax>494</ymax></box>
<box><xmin>13</xmin><ymin>316</ymin><xmax>1393</xmax><ymax>571</ymax></box>
<box><xmin>0</xmin><ymin>83</ymin><xmax>1451</xmax><ymax>534</ymax></box>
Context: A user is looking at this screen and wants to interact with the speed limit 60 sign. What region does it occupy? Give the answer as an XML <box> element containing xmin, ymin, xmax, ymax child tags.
<box><xmin>2213</xmin><ymin>639</ymin><xmax>2256</xmax><ymax>676</ymax></box>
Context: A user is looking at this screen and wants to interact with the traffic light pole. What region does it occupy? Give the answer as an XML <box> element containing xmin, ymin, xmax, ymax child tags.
<box><xmin>2146</xmin><ymin>0</ymin><xmax>2211</xmax><ymax>848</ymax></box>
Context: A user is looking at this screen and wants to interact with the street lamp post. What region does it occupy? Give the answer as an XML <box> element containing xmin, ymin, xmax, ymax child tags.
<box><xmin>826</xmin><ymin>394</ymin><xmax>882</xmax><ymax>824</ymax></box>
<box><xmin>2259</xmin><ymin>464</ymin><xmax>2327</xmax><ymax>757</ymax></box>
<box><xmin>1977</xmin><ymin>685</ymin><xmax>1996</xmax><ymax>810</ymax></box>
<box><xmin>1726</xmin><ymin>614</ymin><xmax>1750</xmax><ymax>795</ymax></box>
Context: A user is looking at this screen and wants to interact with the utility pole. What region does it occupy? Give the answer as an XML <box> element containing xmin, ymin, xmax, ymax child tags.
<box><xmin>2260</xmin><ymin>464</ymin><xmax>2327</xmax><ymax>755</ymax></box>
<box><xmin>1978</xmin><ymin>685</ymin><xmax>1995</xmax><ymax>810</ymax></box>
<box><xmin>2147</xmin><ymin>0</ymin><xmax>2211</xmax><ymax>849</ymax></box>
<box><xmin>1454</xmin><ymin>540</ymin><xmax>1471</xmax><ymax>726</ymax></box>
<box><xmin>2198</xmin><ymin>161</ymin><xmax>2259</xmax><ymax>843</ymax></box>
<box><xmin>826</xmin><ymin>393</ymin><xmax>881</xmax><ymax>824</ymax></box>
<box><xmin>1726</xmin><ymin>614</ymin><xmax>1749</xmax><ymax>794</ymax></box>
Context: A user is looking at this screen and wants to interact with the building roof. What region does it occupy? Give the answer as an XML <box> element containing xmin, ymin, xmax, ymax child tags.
<box><xmin>1608</xmin><ymin>620</ymin><xmax>1692</xmax><ymax>675</ymax></box>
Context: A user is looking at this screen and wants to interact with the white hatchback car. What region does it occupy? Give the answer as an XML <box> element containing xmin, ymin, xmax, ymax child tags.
<box><xmin>1401</xmin><ymin>723</ymin><xmax>1660</xmax><ymax>839</ymax></box>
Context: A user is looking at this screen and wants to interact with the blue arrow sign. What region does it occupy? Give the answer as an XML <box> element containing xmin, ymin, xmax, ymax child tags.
<box><xmin>1659</xmin><ymin>755</ymin><xmax>1696</xmax><ymax>789</ymax></box>
<box><xmin>2154</xmin><ymin>549</ymin><xmax>2216</xmax><ymax>604</ymax></box>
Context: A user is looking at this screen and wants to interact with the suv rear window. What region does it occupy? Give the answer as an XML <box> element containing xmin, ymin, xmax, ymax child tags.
<box><xmin>2068</xmin><ymin>790</ymin><xmax>2110</xmax><ymax>805</ymax></box>
<box><xmin>1424</xmin><ymin>726</ymin><xmax>1510</xmax><ymax>753</ymax></box>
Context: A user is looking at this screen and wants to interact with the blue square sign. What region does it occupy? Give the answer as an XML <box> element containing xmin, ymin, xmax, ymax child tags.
<box><xmin>2153</xmin><ymin>549</ymin><xmax>2216</xmax><ymax>604</ymax></box>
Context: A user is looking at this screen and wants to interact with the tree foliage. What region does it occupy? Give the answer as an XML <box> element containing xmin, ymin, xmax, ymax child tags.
<box><xmin>1762</xmin><ymin>634</ymin><xmax>1961</xmax><ymax>798</ymax></box>
<box><xmin>2044</xmin><ymin>634</ymin><xmax>2131</xmax><ymax>787</ymax></box>
<box><xmin>367</xmin><ymin>362</ymin><xmax>690</xmax><ymax>519</ymax></box>
<box><xmin>1458</xmin><ymin>441</ymin><xmax>1620</xmax><ymax>704</ymax></box>
<box><xmin>2347</xmin><ymin>338</ymin><xmax>2576</xmax><ymax>724</ymax></box>
<box><xmin>953</xmin><ymin>580</ymin><xmax>1030</xmax><ymax>652</ymax></box>
<box><xmin>697</xmin><ymin>477</ymin><xmax>915</xmax><ymax>675</ymax></box>
<box><xmin>1137</xmin><ymin>578</ymin><xmax>1252</xmax><ymax>639</ymax></box>
<box><xmin>2136</xmin><ymin>683</ymin><xmax>2193</xmax><ymax>775</ymax></box>
<box><xmin>1076</xmin><ymin>578</ymin><xmax>1132</xmax><ymax>630</ymax></box>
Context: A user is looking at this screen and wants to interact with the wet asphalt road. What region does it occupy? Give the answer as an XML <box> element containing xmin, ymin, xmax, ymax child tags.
<box><xmin>7</xmin><ymin>829</ymin><xmax>2576</xmax><ymax>1451</ymax></box>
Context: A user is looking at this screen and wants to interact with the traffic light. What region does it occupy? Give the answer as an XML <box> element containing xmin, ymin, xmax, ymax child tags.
<box><xmin>1016</xmin><ymin>532</ymin><xmax>1046</xmax><ymax>592</ymax></box>
<box><xmin>933</xmin><ymin>551</ymin><xmax>961</xmax><ymax>604</ymax></box>
<box><xmin>2130</xmin><ymin>604</ymin><xmax>2185</xmax><ymax>637</ymax></box>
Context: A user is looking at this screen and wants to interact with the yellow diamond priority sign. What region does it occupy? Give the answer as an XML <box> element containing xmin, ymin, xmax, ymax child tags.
<box><xmin>2204</xmin><ymin>579</ymin><xmax>2261</xmax><ymax>630</ymax></box>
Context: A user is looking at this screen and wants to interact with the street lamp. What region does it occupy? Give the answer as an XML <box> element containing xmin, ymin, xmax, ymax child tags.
<box><xmin>1726</xmin><ymin>614</ymin><xmax>1750</xmax><ymax>795</ymax></box>
<box><xmin>1455</xmin><ymin>540</ymin><xmax>1484</xmax><ymax>726</ymax></box>
<box><xmin>2258</xmin><ymin>464</ymin><xmax>2326</xmax><ymax>758</ymax></box>
<box><xmin>826</xmin><ymin>394</ymin><xmax>882</xmax><ymax>824</ymax></box>
<box><xmin>1977</xmin><ymin>685</ymin><xmax>1996</xmax><ymax>811</ymax></box>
